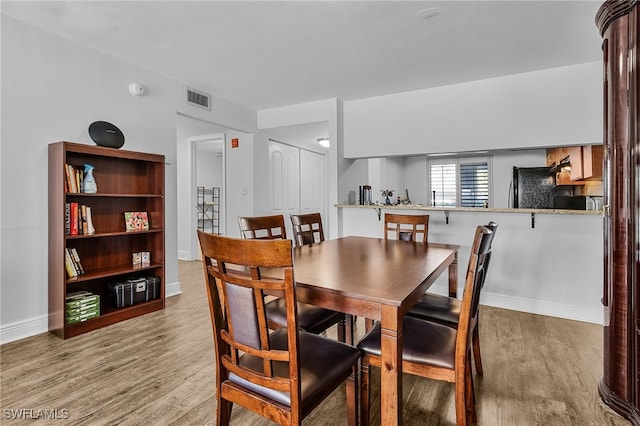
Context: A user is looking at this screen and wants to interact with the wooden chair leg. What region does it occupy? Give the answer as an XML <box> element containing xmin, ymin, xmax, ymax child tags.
<box><xmin>472</xmin><ymin>325</ymin><xmax>483</xmax><ymax>376</ymax></box>
<box><xmin>217</xmin><ymin>397</ymin><xmax>233</xmax><ymax>426</ymax></box>
<box><xmin>345</xmin><ymin>314</ymin><xmax>354</xmax><ymax>345</ymax></box>
<box><xmin>346</xmin><ymin>365</ymin><xmax>358</xmax><ymax>426</ymax></box>
<box><xmin>360</xmin><ymin>358</ymin><xmax>371</xmax><ymax>426</ymax></box>
<box><xmin>337</xmin><ymin>316</ymin><xmax>346</xmax><ymax>343</ymax></box>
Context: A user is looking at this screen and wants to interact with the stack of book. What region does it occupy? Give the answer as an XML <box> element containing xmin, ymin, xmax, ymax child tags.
<box><xmin>64</xmin><ymin>247</ymin><xmax>85</xmax><ymax>278</ymax></box>
<box><xmin>65</xmin><ymin>203</ymin><xmax>95</xmax><ymax>236</ymax></box>
<box><xmin>64</xmin><ymin>164</ymin><xmax>84</xmax><ymax>193</ymax></box>
<box><xmin>65</xmin><ymin>291</ymin><xmax>100</xmax><ymax>324</ymax></box>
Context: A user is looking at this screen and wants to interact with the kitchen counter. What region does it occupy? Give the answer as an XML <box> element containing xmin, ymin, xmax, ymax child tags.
<box><xmin>335</xmin><ymin>203</ymin><xmax>602</xmax><ymax>216</ymax></box>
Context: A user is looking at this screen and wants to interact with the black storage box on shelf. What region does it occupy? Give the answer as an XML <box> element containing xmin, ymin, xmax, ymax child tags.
<box><xmin>107</xmin><ymin>276</ymin><xmax>160</xmax><ymax>308</ymax></box>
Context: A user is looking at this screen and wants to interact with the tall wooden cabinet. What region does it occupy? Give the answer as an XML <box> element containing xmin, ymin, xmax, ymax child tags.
<box><xmin>597</xmin><ymin>1</ymin><xmax>640</xmax><ymax>424</ymax></box>
<box><xmin>48</xmin><ymin>142</ymin><xmax>165</xmax><ymax>339</ymax></box>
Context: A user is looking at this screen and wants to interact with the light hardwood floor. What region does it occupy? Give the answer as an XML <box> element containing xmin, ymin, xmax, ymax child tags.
<box><xmin>0</xmin><ymin>260</ymin><xmax>629</xmax><ymax>425</ymax></box>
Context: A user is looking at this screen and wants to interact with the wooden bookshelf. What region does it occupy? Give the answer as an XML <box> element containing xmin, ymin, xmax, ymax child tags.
<box><xmin>48</xmin><ymin>141</ymin><xmax>165</xmax><ymax>339</ymax></box>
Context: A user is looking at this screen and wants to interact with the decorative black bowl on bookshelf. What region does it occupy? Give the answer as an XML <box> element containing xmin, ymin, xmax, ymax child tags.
<box><xmin>88</xmin><ymin>121</ymin><xmax>125</xmax><ymax>148</ymax></box>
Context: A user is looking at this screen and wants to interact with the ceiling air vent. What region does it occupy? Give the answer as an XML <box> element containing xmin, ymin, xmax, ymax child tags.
<box><xmin>186</xmin><ymin>87</ymin><xmax>211</xmax><ymax>110</ymax></box>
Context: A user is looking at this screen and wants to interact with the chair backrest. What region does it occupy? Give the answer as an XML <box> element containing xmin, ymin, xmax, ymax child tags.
<box><xmin>290</xmin><ymin>213</ymin><xmax>325</xmax><ymax>247</ymax></box>
<box><xmin>455</xmin><ymin>225</ymin><xmax>495</xmax><ymax>365</ymax></box>
<box><xmin>238</xmin><ymin>215</ymin><xmax>287</xmax><ymax>240</ymax></box>
<box><xmin>384</xmin><ymin>213</ymin><xmax>429</xmax><ymax>244</ymax></box>
<box><xmin>197</xmin><ymin>230</ymin><xmax>303</xmax><ymax>413</ymax></box>
<box><xmin>482</xmin><ymin>221</ymin><xmax>498</xmax><ymax>287</ymax></box>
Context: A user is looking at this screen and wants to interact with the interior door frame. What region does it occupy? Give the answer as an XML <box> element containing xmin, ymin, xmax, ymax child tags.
<box><xmin>190</xmin><ymin>135</ymin><xmax>226</xmax><ymax>259</ymax></box>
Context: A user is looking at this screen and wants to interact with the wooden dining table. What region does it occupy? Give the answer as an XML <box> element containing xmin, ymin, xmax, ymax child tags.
<box><xmin>290</xmin><ymin>235</ymin><xmax>460</xmax><ymax>425</ymax></box>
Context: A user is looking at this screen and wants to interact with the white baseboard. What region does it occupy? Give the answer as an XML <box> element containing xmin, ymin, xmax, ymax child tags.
<box><xmin>480</xmin><ymin>291</ymin><xmax>602</xmax><ymax>325</ymax></box>
<box><xmin>177</xmin><ymin>250</ymin><xmax>192</xmax><ymax>261</ymax></box>
<box><xmin>429</xmin><ymin>284</ymin><xmax>602</xmax><ymax>325</ymax></box>
<box><xmin>166</xmin><ymin>280</ymin><xmax>182</xmax><ymax>297</ymax></box>
<box><xmin>0</xmin><ymin>314</ymin><xmax>49</xmax><ymax>345</ymax></box>
<box><xmin>1</xmin><ymin>281</ymin><xmax>184</xmax><ymax>345</ymax></box>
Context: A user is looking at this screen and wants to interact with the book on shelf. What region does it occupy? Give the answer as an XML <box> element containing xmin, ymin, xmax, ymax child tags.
<box><xmin>70</xmin><ymin>202</ymin><xmax>79</xmax><ymax>235</ymax></box>
<box><xmin>64</xmin><ymin>248</ymin><xmax>77</xmax><ymax>278</ymax></box>
<box><xmin>81</xmin><ymin>204</ymin><xmax>88</xmax><ymax>234</ymax></box>
<box><xmin>75</xmin><ymin>167</ymin><xmax>82</xmax><ymax>194</ymax></box>
<box><xmin>64</xmin><ymin>164</ymin><xmax>76</xmax><ymax>193</ymax></box>
<box><xmin>85</xmin><ymin>206</ymin><xmax>95</xmax><ymax>234</ymax></box>
<box><xmin>65</xmin><ymin>203</ymin><xmax>71</xmax><ymax>236</ymax></box>
<box><xmin>69</xmin><ymin>247</ymin><xmax>85</xmax><ymax>275</ymax></box>
<box><xmin>124</xmin><ymin>211</ymin><xmax>149</xmax><ymax>232</ymax></box>
<box><xmin>66</xmin><ymin>203</ymin><xmax>95</xmax><ymax>236</ymax></box>
<box><xmin>132</xmin><ymin>251</ymin><xmax>151</xmax><ymax>268</ymax></box>
<box><xmin>63</xmin><ymin>164</ymin><xmax>87</xmax><ymax>193</ymax></box>
<box><xmin>141</xmin><ymin>251</ymin><xmax>151</xmax><ymax>267</ymax></box>
<box><xmin>65</xmin><ymin>291</ymin><xmax>100</xmax><ymax>307</ymax></box>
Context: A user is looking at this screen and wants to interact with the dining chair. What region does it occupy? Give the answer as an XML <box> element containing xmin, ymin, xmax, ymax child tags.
<box><xmin>238</xmin><ymin>214</ymin><xmax>288</xmax><ymax>240</ymax></box>
<box><xmin>357</xmin><ymin>225</ymin><xmax>495</xmax><ymax>426</ymax></box>
<box><xmin>197</xmin><ymin>231</ymin><xmax>360</xmax><ymax>425</ymax></box>
<box><xmin>238</xmin><ymin>215</ymin><xmax>349</xmax><ymax>344</ymax></box>
<box><xmin>290</xmin><ymin>212</ymin><xmax>325</xmax><ymax>247</ymax></box>
<box><xmin>407</xmin><ymin>221</ymin><xmax>498</xmax><ymax>376</ymax></box>
<box><xmin>384</xmin><ymin>213</ymin><xmax>429</xmax><ymax>244</ymax></box>
<box><xmin>290</xmin><ymin>212</ymin><xmax>355</xmax><ymax>343</ymax></box>
<box><xmin>364</xmin><ymin>213</ymin><xmax>431</xmax><ymax>331</ymax></box>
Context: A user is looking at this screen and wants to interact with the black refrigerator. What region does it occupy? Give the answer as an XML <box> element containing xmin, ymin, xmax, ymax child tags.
<box><xmin>512</xmin><ymin>166</ymin><xmax>557</xmax><ymax>208</ymax></box>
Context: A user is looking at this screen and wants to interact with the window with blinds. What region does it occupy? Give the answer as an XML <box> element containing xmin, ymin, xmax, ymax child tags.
<box><xmin>460</xmin><ymin>162</ymin><xmax>489</xmax><ymax>207</ymax></box>
<box><xmin>430</xmin><ymin>163</ymin><xmax>457</xmax><ymax>207</ymax></box>
<box><xmin>428</xmin><ymin>157</ymin><xmax>490</xmax><ymax>207</ymax></box>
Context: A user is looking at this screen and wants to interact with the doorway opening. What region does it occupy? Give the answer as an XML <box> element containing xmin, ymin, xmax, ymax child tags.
<box><xmin>176</xmin><ymin>114</ymin><xmax>227</xmax><ymax>261</ymax></box>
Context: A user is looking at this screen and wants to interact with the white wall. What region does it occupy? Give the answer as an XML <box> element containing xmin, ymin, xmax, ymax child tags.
<box><xmin>258</xmin><ymin>99</ymin><xmax>342</xmax><ymax>238</ymax></box>
<box><xmin>341</xmin><ymin>207</ymin><xmax>603</xmax><ymax>324</ymax></box>
<box><xmin>224</xmin><ymin>131</ymin><xmax>254</xmax><ymax>238</ymax></box>
<box><xmin>404</xmin><ymin>156</ymin><xmax>428</xmax><ymax>205</ymax></box>
<box><xmin>384</xmin><ymin>149</ymin><xmax>558</xmax><ymax>209</ymax></box>
<box><xmin>176</xmin><ymin>134</ymin><xmax>225</xmax><ymax>261</ymax></box>
<box><xmin>344</xmin><ymin>62</ymin><xmax>602</xmax><ymax>158</ymax></box>
<box><xmin>196</xmin><ymin>149</ymin><xmax>223</xmax><ymax>189</ymax></box>
<box><xmin>0</xmin><ymin>15</ymin><xmax>176</xmax><ymax>342</ymax></box>
<box><xmin>0</xmin><ymin>16</ymin><xmax>256</xmax><ymax>343</ymax></box>
<box><xmin>339</xmin><ymin>158</ymin><xmax>369</xmax><ymax>204</ymax></box>
<box><xmin>176</xmin><ymin>136</ymin><xmax>192</xmax><ymax>260</ymax></box>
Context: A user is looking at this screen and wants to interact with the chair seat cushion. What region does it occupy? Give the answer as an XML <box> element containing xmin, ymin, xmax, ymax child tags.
<box><xmin>407</xmin><ymin>293</ymin><xmax>461</xmax><ymax>326</ymax></box>
<box><xmin>357</xmin><ymin>316</ymin><xmax>457</xmax><ymax>369</ymax></box>
<box><xmin>265</xmin><ymin>298</ymin><xmax>344</xmax><ymax>334</ymax></box>
<box><xmin>228</xmin><ymin>328</ymin><xmax>360</xmax><ymax>413</ymax></box>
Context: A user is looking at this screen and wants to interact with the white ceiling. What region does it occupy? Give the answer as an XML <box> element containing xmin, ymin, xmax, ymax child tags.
<box><xmin>2</xmin><ymin>1</ymin><xmax>604</xmax><ymax>112</ymax></box>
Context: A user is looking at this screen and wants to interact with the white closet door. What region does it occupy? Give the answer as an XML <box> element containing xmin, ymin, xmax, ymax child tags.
<box><xmin>269</xmin><ymin>141</ymin><xmax>300</xmax><ymax>221</ymax></box>
<box><xmin>300</xmin><ymin>149</ymin><xmax>325</xmax><ymax>218</ymax></box>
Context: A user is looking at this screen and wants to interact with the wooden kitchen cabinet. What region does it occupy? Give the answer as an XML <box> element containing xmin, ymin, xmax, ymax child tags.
<box><xmin>546</xmin><ymin>148</ymin><xmax>559</xmax><ymax>167</ymax></box>
<box><xmin>548</xmin><ymin>145</ymin><xmax>603</xmax><ymax>183</ymax></box>
<box><xmin>583</xmin><ymin>145</ymin><xmax>603</xmax><ymax>179</ymax></box>
<box><xmin>555</xmin><ymin>170</ymin><xmax>585</xmax><ymax>186</ymax></box>
<box><xmin>567</xmin><ymin>146</ymin><xmax>583</xmax><ymax>181</ymax></box>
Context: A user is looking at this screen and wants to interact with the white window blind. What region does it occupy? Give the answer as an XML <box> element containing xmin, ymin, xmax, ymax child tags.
<box><xmin>428</xmin><ymin>157</ymin><xmax>490</xmax><ymax>207</ymax></box>
<box><xmin>430</xmin><ymin>163</ymin><xmax>457</xmax><ymax>207</ymax></box>
<box><xmin>460</xmin><ymin>162</ymin><xmax>489</xmax><ymax>207</ymax></box>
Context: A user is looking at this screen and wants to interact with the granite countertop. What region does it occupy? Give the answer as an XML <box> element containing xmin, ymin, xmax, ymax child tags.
<box><xmin>335</xmin><ymin>203</ymin><xmax>602</xmax><ymax>216</ymax></box>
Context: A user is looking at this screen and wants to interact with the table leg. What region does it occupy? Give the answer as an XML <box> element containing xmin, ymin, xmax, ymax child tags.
<box><xmin>380</xmin><ymin>305</ymin><xmax>403</xmax><ymax>425</ymax></box>
<box><xmin>448</xmin><ymin>251</ymin><xmax>459</xmax><ymax>298</ymax></box>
